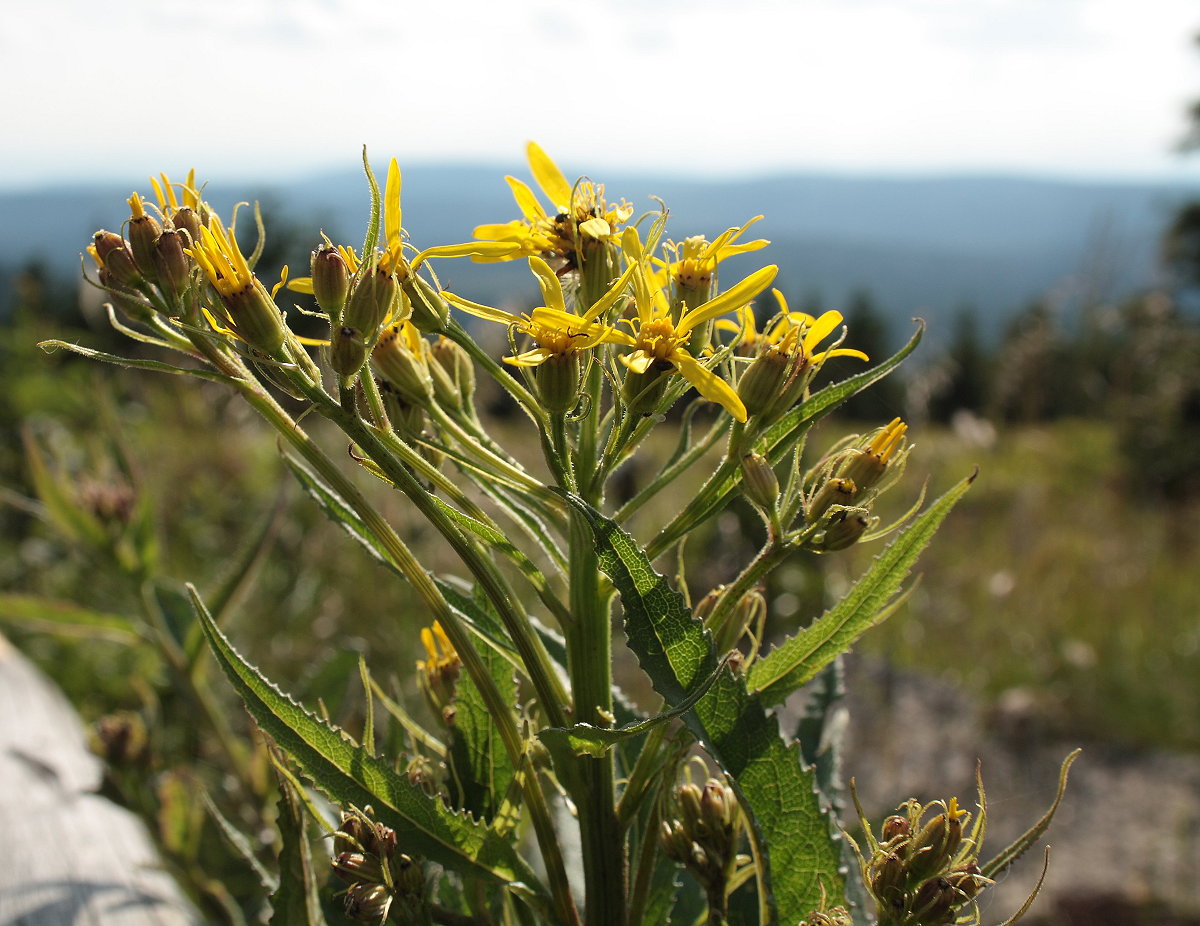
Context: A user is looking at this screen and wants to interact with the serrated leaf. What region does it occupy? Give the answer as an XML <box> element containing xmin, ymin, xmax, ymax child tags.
<box><xmin>748</xmin><ymin>472</ymin><xmax>974</xmax><ymax>706</ymax></box>
<box><xmin>270</xmin><ymin>764</ymin><xmax>328</xmax><ymax>926</ymax></box>
<box><xmin>0</xmin><ymin>593</ymin><xmax>140</xmax><ymax>644</ymax></box>
<box><xmin>189</xmin><ymin>585</ymin><xmax>546</xmax><ymax>899</ymax></box>
<box><xmin>448</xmin><ymin>602</ymin><xmax>519</xmax><ymax>821</ymax></box>
<box><xmin>538</xmin><ymin>656</ymin><xmax>726</xmax><ymax>758</ymax></box>
<box><xmin>565</xmin><ymin>495</ymin><xmax>843</xmax><ymax>923</ymax></box>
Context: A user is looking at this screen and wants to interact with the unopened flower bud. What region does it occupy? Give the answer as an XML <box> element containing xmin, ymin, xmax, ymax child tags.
<box><xmin>806</xmin><ymin>476</ymin><xmax>857</xmax><ymax>524</ymax></box>
<box><xmin>738</xmin><ymin>346</ymin><xmax>809</xmax><ymax>420</ymax></box>
<box><xmin>700</xmin><ymin>781</ymin><xmax>736</xmax><ymax>835</ymax></box>
<box><xmin>869</xmin><ymin>850</ymin><xmax>907</xmax><ymax>907</ymax></box>
<box><xmin>344</xmin><ymin>264</ymin><xmax>398</xmax><ymax>340</ymax></box>
<box><xmin>311</xmin><ymin>244</ymin><xmax>351</xmax><ymax>322</ymax></box>
<box><xmin>392</xmin><ymin>853</ymin><xmax>424</xmax><ymax>897</ymax></box>
<box><xmin>153</xmin><ymin>229</ymin><xmax>192</xmax><ymax>295</ymax></box>
<box><xmin>373</xmin><ymin>324</ymin><xmax>433</xmax><ymax>406</ymax></box>
<box><xmin>693</xmin><ymin>588</ymin><xmax>722</xmax><ymax>622</ymax></box>
<box><xmin>332</xmin><ymin>851</ymin><xmax>384</xmax><ymax>885</ymax></box>
<box><xmin>660</xmin><ymin>820</ymin><xmax>692</xmax><ymax>862</ymax></box>
<box><xmin>93</xmin><ymin>231</ymin><xmax>144</xmax><ymax>288</ymax></box>
<box><xmin>91</xmin><ymin>711</ymin><xmax>149</xmax><ymax>766</ymax></box>
<box><xmin>622</xmin><ymin>362</ymin><xmax>671</xmax><ymax>416</ymax></box>
<box><xmin>741</xmin><ymin>452</ymin><xmax>779</xmax><ymax>511</ymax></box>
<box><xmin>906</xmin><ymin>800</ymin><xmax>965</xmax><ymax>882</ymax></box>
<box><xmin>344</xmin><ymin>882</ymin><xmax>392</xmax><ymax>923</ymax></box>
<box><xmin>818</xmin><ymin>509</ymin><xmax>869</xmax><ymax>552</ymax></box>
<box><xmin>171</xmin><ymin>206</ymin><xmax>203</xmax><ymax>243</ymax></box>
<box><xmin>126</xmin><ymin>194</ymin><xmax>162</xmax><ymax>276</ymax></box>
<box><xmin>431</xmin><ymin>336</ymin><xmax>476</xmax><ymax>406</ymax></box>
<box><xmin>403</xmin><ymin>274</ymin><xmax>449</xmax><ymax>332</ymax></box>
<box><xmin>331</xmin><ymin>326</ymin><xmax>370</xmax><ymax>383</ymax></box>
<box><xmin>882</xmin><ymin>814</ymin><xmax>911</xmax><ymax>843</ymax></box>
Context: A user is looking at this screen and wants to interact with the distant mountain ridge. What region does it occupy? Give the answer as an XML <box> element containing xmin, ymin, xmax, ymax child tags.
<box><xmin>2</xmin><ymin>165</ymin><xmax>1193</xmax><ymax>337</ymax></box>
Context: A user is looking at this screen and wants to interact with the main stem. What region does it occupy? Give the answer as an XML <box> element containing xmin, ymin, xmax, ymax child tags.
<box><xmin>568</xmin><ymin>504</ymin><xmax>624</xmax><ymax>926</ymax></box>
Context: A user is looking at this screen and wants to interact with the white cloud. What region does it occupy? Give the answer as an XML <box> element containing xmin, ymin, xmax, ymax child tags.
<box><xmin>1</xmin><ymin>0</ymin><xmax>1197</xmax><ymax>186</ymax></box>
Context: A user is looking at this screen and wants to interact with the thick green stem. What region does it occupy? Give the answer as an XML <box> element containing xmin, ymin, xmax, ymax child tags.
<box><xmin>567</xmin><ymin>507</ymin><xmax>625</xmax><ymax>926</ymax></box>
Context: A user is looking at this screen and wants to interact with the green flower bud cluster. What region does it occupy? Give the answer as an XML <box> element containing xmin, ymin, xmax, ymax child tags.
<box><xmin>860</xmin><ymin>797</ymin><xmax>989</xmax><ymax>926</ymax></box>
<box><xmin>332</xmin><ymin>806</ymin><xmax>426</xmax><ymax>924</ymax></box>
<box><xmin>660</xmin><ymin>779</ymin><xmax>742</xmax><ymax>919</ymax></box>
<box><xmin>802</xmin><ymin>418</ymin><xmax>911</xmax><ymax>552</ymax></box>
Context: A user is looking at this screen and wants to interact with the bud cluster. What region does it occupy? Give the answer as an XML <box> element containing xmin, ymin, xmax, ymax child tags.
<box><xmin>802</xmin><ymin>417</ymin><xmax>910</xmax><ymax>552</ymax></box>
<box><xmin>660</xmin><ymin>778</ymin><xmax>742</xmax><ymax>917</ymax></box>
<box><xmin>858</xmin><ymin>796</ymin><xmax>989</xmax><ymax>926</ymax></box>
<box><xmin>331</xmin><ymin>806</ymin><xmax>426</xmax><ymax>924</ymax></box>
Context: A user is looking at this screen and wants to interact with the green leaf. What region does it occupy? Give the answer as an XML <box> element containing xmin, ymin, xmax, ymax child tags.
<box><xmin>270</xmin><ymin>762</ymin><xmax>328</xmax><ymax>926</ymax></box>
<box><xmin>37</xmin><ymin>339</ymin><xmax>242</xmax><ymax>384</ymax></box>
<box><xmin>448</xmin><ymin>601</ymin><xmax>519</xmax><ymax>820</ymax></box>
<box><xmin>538</xmin><ymin>656</ymin><xmax>727</xmax><ymax>758</ymax></box>
<box><xmin>748</xmin><ymin>472</ymin><xmax>975</xmax><ymax>706</ymax></box>
<box><xmin>0</xmin><ymin>593</ymin><xmax>140</xmax><ymax>644</ymax></box>
<box><xmin>565</xmin><ymin>495</ymin><xmax>843</xmax><ymax>923</ymax></box>
<box><xmin>189</xmin><ymin>585</ymin><xmax>546</xmax><ymax>899</ymax></box>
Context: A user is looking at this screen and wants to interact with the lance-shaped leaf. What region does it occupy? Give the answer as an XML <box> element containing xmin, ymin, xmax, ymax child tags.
<box><xmin>0</xmin><ymin>594</ymin><xmax>140</xmax><ymax>645</ymax></box>
<box><xmin>270</xmin><ymin>761</ymin><xmax>329</xmax><ymax>926</ymax></box>
<box><xmin>748</xmin><ymin>472</ymin><xmax>975</xmax><ymax>707</ymax></box>
<box><xmin>564</xmin><ymin>495</ymin><xmax>843</xmax><ymax>923</ymax></box>
<box><xmin>189</xmin><ymin>586</ymin><xmax>545</xmax><ymax>899</ymax></box>
<box><xmin>448</xmin><ymin>592</ymin><xmax>519</xmax><ymax>821</ymax></box>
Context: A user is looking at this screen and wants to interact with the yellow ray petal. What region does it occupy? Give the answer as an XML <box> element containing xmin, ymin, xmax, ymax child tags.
<box><xmin>526</xmin><ymin>141</ymin><xmax>572</xmax><ymax>210</ymax></box>
<box><xmin>528</xmin><ymin>256</ymin><xmax>567</xmax><ymax>314</ymax></box>
<box><xmin>505</xmin><ymin>176</ymin><xmax>546</xmax><ymax>222</ymax></box>
<box><xmin>673</xmin><ymin>352</ymin><xmax>747</xmax><ymax>421</ymax></box>
<box><xmin>679</xmin><ymin>265</ymin><xmax>778</xmax><ymax>334</ymax></box>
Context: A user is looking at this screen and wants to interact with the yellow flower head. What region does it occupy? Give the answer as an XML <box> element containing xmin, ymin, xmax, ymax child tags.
<box><xmin>185</xmin><ymin>216</ymin><xmax>287</xmax><ymax>355</ymax></box>
<box><xmin>442</xmin><ymin>256</ymin><xmax>635</xmax><ymax>367</ymax></box>
<box><xmin>655</xmin><ymin>216</ymin><xmax>769</xmax><ymax>297</ymax></box>
<box><xmin>606</xmin><ymin>228</ymin><xmax>778</xmax><ymax>422</ymax></box>
<box><xmin>416</xmin><ymin>621</ymin><xmax>461</xmax><ymax>718</ymax></box>
<box><xmin>466</xmin><ymin>142</ymin><xmax>633</xmax><ymax>269</ymax></box>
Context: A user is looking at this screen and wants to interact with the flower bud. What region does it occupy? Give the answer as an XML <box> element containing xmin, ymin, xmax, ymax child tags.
<box><xmin>93</xmin><ymin>231</ymin><xmax>144</xmax><ymax>288</ymax></box>
<box><xmin>344</xmin><ymin>265</ymin><xmax>398</xmax><ymax>340</ymax></box>
<box><xmin>817</xmin><ymin>509</ymin><xmax>869</xmax><ymax>552</ymax></box>
<box><xmin>403</xmin><ymin>274</ymin><xmax>449</xmax><ymax>332</ymax></box>
<box><xmin>373</xmin><ymin>324</ymin><xmax>433</xmax><ymax>406</ymax></box>
<box><xmin>126</xmin><ymin>193</ymin><xmax>162</xmax><ymax>280</ymax></box>
<box><xmin>91</xmin><ymin>711</ymin><xmax>149</xmax><ymax>766</ymax></box>
<box><xmin>906</xmin><ymin>801</ymin><xmax>965</xmax><ymax>883</ymax></box>
<box><xmin>332</xmin><ymin>851</ymin><xmax>384</xmax><ymax>885</ymax></box>
<box><xmin>331</xmin><ymin>326</ymin><xmax>370</xmax><ymax>384</ymax></box>
<box><xmin>344</xmin><ymin>882</ymin><xmax>392</xmax><ymax>923</ymax></box>
<box><xmin>806</xmin><ymin>476</ymin><xmax>857</xmax><ymax>524</ymax></box>
<box><xmin>153</xmin><ymin>229</ymin><xmax>192</xmax><ymax>296</ymax></box>
<box><xmin>171</xmin><ymin>206</ymin><xmax>203</xmax><ymax>244</ymax></box>
<box><xmin>882</xmin><ymin>814</ymin><xmax>911</xmax><ymax>844</ymax></box>
<box><xmin>392</xmin><ymin>853</ymin><xmax>424</xmax><ymax>897</ymax></box>
<box><xmin>431</xmin><ymin>336</ymin><xmax>476</xmax><ymax>407</ymax></box>
<box><xmin>741</xmin><ymin>452</ymin><xmax>779</xmax><ymax>512</ymax></box>
<box><xmin>311</xmin><ymin>244</ymin><xmax>351</xmax><ymax>322</ymax></box>
<box><xmin>736</xmin><ymin>347</ymin><xmax>792</xmax><ymax>419</ymax></box>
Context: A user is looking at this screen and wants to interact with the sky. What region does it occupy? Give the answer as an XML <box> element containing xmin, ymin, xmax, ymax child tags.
<box><xmin>3</xmin><ymin>0</ymin><xmax>1199</xmax><ymax>189</ymax></box>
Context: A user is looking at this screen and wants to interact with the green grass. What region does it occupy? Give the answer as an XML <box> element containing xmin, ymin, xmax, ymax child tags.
<box><xmin>831</xmin><ymin>418</ymin><xmax>1200</xmax><ymax>752</ymax></box>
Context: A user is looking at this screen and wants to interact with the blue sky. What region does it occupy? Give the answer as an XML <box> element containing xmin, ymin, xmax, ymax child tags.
<box><xmin>3</xmin><ymin>0</ymin><xmax>1198</xmax><ymax>189</ymax></box>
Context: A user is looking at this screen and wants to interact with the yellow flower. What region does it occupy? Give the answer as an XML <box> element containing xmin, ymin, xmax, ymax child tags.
<box><xmin>442</xmin><ymin>256</ymin><xmax>635</xmax><ymax>366</ymax></box>
<box><xmin>654</xmin><ymin>216</ymin><xmax>769</xmax><ymax>297</ymax></box>
<box><xmin>416</xmin><ymin>621</ymin><xmax>460</xmax><ymax>719</ymax></box>
<box><xmin>606</xmin><ymin>229</ymin><xmax>778</xmax><ymax>422</ymax></box>
<box><xmin>185</xmin><ymin>217</ymin><xmax>287</xmax><ymax>355</ymax></box>
<box><xmin>460</xmin><ymin>142</ymin><xmax>633</xmax><ymax>269</ymax></box>
<box><xmin>720</xmin><ymin>290</ymin><xmax>870</xmax><ymax>364</ymax></box>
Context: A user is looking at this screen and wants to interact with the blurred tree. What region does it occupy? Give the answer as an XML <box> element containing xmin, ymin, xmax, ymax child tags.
<box><xmin>924</xmin><ymin>307</ymin><xmax>991</xmax><ymax>423</ymax></box>
<box><xmin>832</xmin><ymin>288</ymin><xmax>905</xmax><ymax>420</ymax></box>
<box><xmin>1162</xmin><ymin>31</ymin><xmax>1200</xmax><ymax>297</ymax></box>
<box><xmin>990</xmin><ymin>300</ymin><xmax>1083</xmax><ymax>422</ymax></box>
